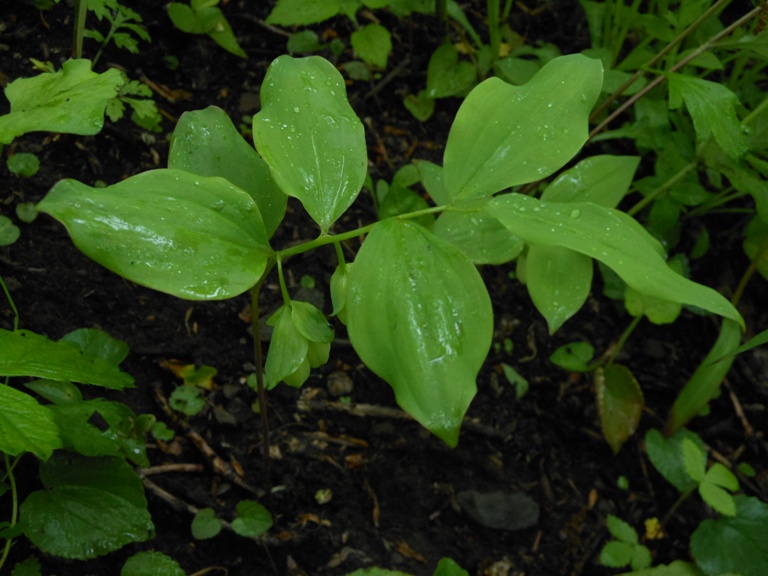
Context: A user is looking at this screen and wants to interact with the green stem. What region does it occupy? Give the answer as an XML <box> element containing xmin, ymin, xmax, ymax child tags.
<box><xmin>0</xmin><ymin>454</ymin><xmax>20</xmax><ymax>572</ymax></box>
<box><xmin>488</xmin><ymin>0</ymin><xmax>500</xmax><ymax>61</ymax></box>
<box><xmin>606</xmin><ymin>314</ymin><xmax>643</xmax><ymax>366</ymax></box>
<box><xmin>741</xmin><ymin>94</ymin><xmax>768</xmax><ymax>127</ymax></box>
<box><xmin>276</xmin><ymin>254</ymin><xmax>291</xmax><ymax>304</ymax></box>
<box><xmin>333</xmin><ymin>241</ymin><xmax>347</xmax><ymax>270</ymax></box>
<box><xmin>731</xmin><ymin>232</ymin><xmax>768</xmax><ymax>308</ymax></box>
<box><xmin>626</xmin><ymin>159</ymin><xmax>698</xmax><ymax>217</ymax></box>
<box><xmin>248</xmin><ymin>278</ymin><xmax>272</xmax><ymax>498</ymax></box>
<box><xmin>661</xmin><ymin>486</ymin><xmax>696</xmax><ymax>528</ymax></box>
<box><xmin>0</xmin><ymin>275</ymin><xmax>19</xmax><ymax>332</ymax></box>
<box><xmin>73</xmin><ymin>0</ymin><xmax>88</xmax><ymax>59</ymax></box>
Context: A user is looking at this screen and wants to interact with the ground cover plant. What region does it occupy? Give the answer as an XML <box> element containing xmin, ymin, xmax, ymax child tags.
<box><xmin>1</xmin><ymin>0</ymin><xmax>768</xmax><ymax>575</ymax></box>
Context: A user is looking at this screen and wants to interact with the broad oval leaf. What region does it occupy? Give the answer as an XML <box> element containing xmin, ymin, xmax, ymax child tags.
<box><xmin>121</xmin><ymin>551</ymin><xmax>186</xmax><ymax>576</ymax></box>
<box><xmin>691</xmin><ymin>496</ymin><xmax>768</xmax><ymax>576</ymax></box>
<box><xmin>37</xmin><ymin>169</ymin><xmax>271</xmax><ymax>300</ymax></box>
<box><xmin>541</xmin><ymin>154</ymin><xmax>641</xmax><ymax>207</ymax></box>
<box><xmin>490</xmin><ymin>194</ymin><xmax>743</xmax><ymax>326</ymax></box>
<box><xmin>595</xmin><ymin>363</ymin><xmax>644</xmax><ymax>454</ymax></box>
<box><xmin>443</xmin><ymin>54</ymin><xmax>603</xmax><ymax>201</ymax></box>
<box><xmin>347</xmin><ymin>219</ymin><xmax>493</xmax><ymax>446</ymax></box>
<box><xmin>0</xmin><ymin>383</ymin><xmax>61</xmax><ymax>459</ymax></box>
<box><xmin>231</xmin><ymin>500</ymin><xmax>273</xmax><ymax>537</ymax></box>
<box><xmin>525</xmin><ymin>244</ymin><xmax>593</xmax><ymax>333</ymax></box>
<box><xmin>169</xmin><ymin>106</ymin><xmax>287</xmax><ymax>237</ymax></box>
<box><xmin>252</xmin><ymin>55</ymin><xmax>367</xmax><ymax>233</ymax></box>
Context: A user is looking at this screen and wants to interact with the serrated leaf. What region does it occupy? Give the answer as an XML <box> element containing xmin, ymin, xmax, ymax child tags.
<box><xmin>0</xmin><ymin>384</ymin><xmax>61</xmax><ymax>459</ymax></box>
<box><xmin>37</xmin><ymin>169</ymin><xmax>271</xmax><ymax>300</ymax></box>
<box><xmin>596</xmin><ymin>364</ymin><xmax>644</xmax><ymax>454</ymax></box>
<box><xmin>121</xmin><ymin>551</ymin><xmax>186</xmax><ymax>576</ymax></box>
<box><xmin>644</xmin><ymin>428</ymin><xmax>706</xmax><ymax>493</ymax></box>
<box><xmin>169</xmin><ymin>107</ymin><xmax>286</xmax><ymax>238</ymax></box>
<box><xmin>606</xmin><ymin>514</ymin><xmax>639</xmax><ymax>544</ymax></box>
<box><xmin>0</xmin><ymin>329</ymin><xmax>134</xmax><ymax>389</ymax></box>
<box><xmin>347</xmin><ymin>219</ymin><xmax>493</xmax><ymax>446</ymax></box>
<box><xmin>691</xmin><ymin>496</ymin><xmax>768</xmax><ymax>576</ymax></box>
<box><xmin>0</xmin><ymin>59</ymin><xmax>123</xmax><ymax>144</ymax></box>
<box><xmin>21</xmin><ymin>454</ymin><xmax>153</xmax><ymax>559</ymax></box>
<box><xmin>252</xmin><ymin>55</ymin><xmax>366</xmax><ymax>233</ymax></box>
<box><xmin>231</xmin><ymin>500</ymin><xmax>272</xmax><ymax>537</ymax></box>
<box><xmin>525</xmin><ymin>244</ymin><xmax>592</xmax><ymax>333</ymax></box>
<box><xmin>351</xmin><ymin>24</ymin><xmax>391</xmax><ymax>68</ymax></box>
<box><xmin>443</xmin><ymin>54</ymin><xmax>603</xmax><ymax>201</ymax></box>
<box><xmin>490</xmin><ymin>195</ymin><xmax>743</xmax><ymax>326</ymax></box>
<box><xmin>667</xmin><ymin>73</ymin><xmax>748</xmax><ymax>159</ymax></box>
<box><xmin>699</xmin><ymin>481</ymin><xmax>736</xmax><ymax>516</ymax></box>
<box><xmin>191</xmin><ymin>508</ymin><xmax>222</xmax><ymax>539</ymax></box>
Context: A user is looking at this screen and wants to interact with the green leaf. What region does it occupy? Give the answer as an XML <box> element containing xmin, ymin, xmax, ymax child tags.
<box><xmin>414</xmin><ymin>159</ymin><xmax>450</xmax><ymax>206</ymax></box>
<box><xmin>351</xmin><ymin>24</ymin><xmax>391</xmax><ymax>68</ymax></box>
<box><xmin>206</xmin><ymin>11</ymin><xmax>247</xmax><ymax>58</ymax></box>
<box><xmin>60</xmin><ymin>328</ymin><xmax>129</xmax><ymax>365</ymax></box>
<box><xmin>266</xmin><ymin>0</ymin><xmax>355</xmax><ymax>25</ymax></box>
<box><xmin>264</xmin><ymin>305</ymin><xmax>310</xmax><ymax>389</ymax></box>
<box><xmin>21</xmin><ymin>454</ymin><xmax>153</xmax><ymax>559</ymax></box>
<box><xmin>231</xmin><ymin>500</ymin><xmax>273</xmax><ymax>537</ymax></box>
<box><xmin>600</xmin><ymin>540</ymin><xmax>636</xmax><ymax>568</ymax></box>
<box><xmin>291</xmin><ymin>301</ymin><xmax>334</xmax><ymax>343</ymax></box>
<box><xmin>743</xmin><ymin>214</ymin><xmax>768</xmax><ymax>281</ymax></box>
<box><xmin>614</xmin><ymin>561</ymin><xmax>704</xmax><ymax>576</ymax></box>
<box><xmin>0</xmin><ymin>384</ymin><xmax>61</xmax><ymax>459</ymax></box>
<box><xmin>490</xmin><ymin>195</ymin><xmax>743</xmax><ymax>327</ymax></box>
<box><xmin>11</xmin><ymin>556</ymin><xmax>42</xmax><ymax>576</ymax></box>
<box><xmin>701</xmin><ymin>463</ymin><xmax>739</xmax><ymax>516</ymax></box>
<box><xmin>667</xmin><ymin>73</ymin><xmax>748</xmax><ymax>159</ymax></box>
<box><xmin>682</xmin><ymin>437</ymin><xmax>707</xmax><ymax>482</ymax></box>
<box><xmin>287</xmin><ymin>30</ymin><xmax>322</xmax><ymax>53</ymax></box>
<box><xmin>7</xmin><ymin>152</ymin><xmax>40</xmax><ymax>177</ymax></box>
<box><xmin>330</xmin><ymin>263</ymin><xmax>351</xmax><ymax>324</ymax></box>
<box><xmin>169</xmin><ymin>386</ymin><xmax>206</xmax><ymax>416</ymax></box>
<box><xmin>37</xmin><ymin>169</ymin><xmax>271</xmax><ymax>300</ymax></box>
<box><xmin>606</xmin><ymin>514</ymin><xmax>639</xmax><ymax>544</ymax></box>
<box><xmin>121</xmin><ymin>551</ymin><xmax>186</xmax><ymax>576</ymax></box>
<box><xmin>191</xmin><ymin>508</ymin><xmax>222</xmax><ymax>539</ymax></box>
<box><xmin>25</xmin><ymin>379</ymin><xmax>83</xmax><ymax>404</ymax></box>
<box><xmin>169</xmin><ymin>106</ymin><xmax>287</xmax><ymax>237</ymax></box>
<box><xmin>433</xmin><ymin>201</ymin><xmax>524</xmax><ymax>265</ymax></box>
<box><xmin>716</xmin><ymin>326</ymin><xmax>768</xmax><ymax>362</ymax></box>
<box><xmin>525</xmin><ymin>244</ymin><xmax>593</xmax><ymax>333</ymax></box>
<box><xmin>252</xmin><ymin>56</ymin><xmax>367</xmax><ymax>233</ymax></box>
<box><xmin>595</xmin><ymin>364</ymin><xmax>644</xmax><ymax>454</ymax></box>
<box><xmin>426</xmin><ymin>44</ymin><xmax>476</xmax><ymax>99</ymax></box>
<box><xmin>433</xmin><ymin>557</ymin><xmax>469</xmax><ymax>576</ymax></box>
<box><xmin>691</xmin><ymin>496</ymin><xmax>768</xmax><ymax>576</ymax></box>
<box><xmin>347</xmin><ymin>219</ymin><xmax>493</xmax><ymax>447</ymax></box>
<box><xmin>0</xmin><ymin>59</ymin><xmax>124</xmax><ymax>144</ymax></box>
<box><xmin>404</xmin><ymin>90</ymin><xmax>435</xmax><ymax>122</ymax></box>
<box><xmin>0</xmin><ymin>329</ymin><xmax>134</xmax><ymax>389</ymax></box>
<box><xmin>644</xmin><ymin>428</ymin><xmax>706</xmax><ymax>493</ymax></box>
<box><xmin>541</xmin><ymin>155</ymin><xmax>641</xmax><ymax>207</ymax></box>
<box><xmin>666</xmin><ymin>318</ymin><xmax>742</xmax><ymax>434</ymax></box>
<box><xmin>443</xmin><ymin>54</ymin><xmax>603</xmax><ymax>201</ymax></box>
<box><xmin>549</xmin><ymin>341</ymin><xmax>595</xmax><ymax>372</ymax></box>
<box><xmin>0</xmin><ymin>215</ymin><xmax>21</xmax><ymax>246</ymax></box>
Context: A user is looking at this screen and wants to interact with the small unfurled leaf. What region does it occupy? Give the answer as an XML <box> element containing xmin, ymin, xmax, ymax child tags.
<box><xmin>37</xmin><ymin>169</ymin><xmax>271</xmax><ymax>300</ymax></box>
<box><xmin>525</xmin><ymin>244</ymin><xmax>592</xmax><ymax>333</ymax></box>
<box><xmin>231</xmin><ymin>500</ymin><xmax>273</xmax><ymax>537</ymax></box>
<box><xmin>0</xmin><ymin>215</ymin><xmax>21</xmax><ymax>246</ymax></box>
<box><xmin>443</xmin><ymin>54</ymin><xmax>603</xmax><ymax>201</ymax></box>
<box><xmin>347</xmin><ymin>219</ymin><xmax>493</xmax><ymax>446</ymax></box>
<box><xmin>121</xmin><ymin>551</ymin><xmax>186</xmax><ymax>576</ymax></box>
<box><xmin>691</xmin><ymin>496</ymin><xmax>768</xmax><ymax>576</ymax></box>
<box><xmin>666</xmin><ymin>318</ymin><xmax>741</xmax><ymax>434</ymax></box>
<box><xmin>595</xmin><ymin>364</ymin><xmax>644</xmax><ymax>454</ymax></box>
<box><xmin>0</xmin><ymin>384</ymin><xmax>61</xmax><ymax>460</ymax></box>
<box><xmin>252</xmin><ymin>55</ymin><xmax>367</xmax><ymax>233</ymax></box>
<box><xmin>191</xmin><ymin>508</ymin><xmax>222</xmax><ymax>540</ymax></box>
<box><xmin>169</xmin><ymin>106</ymin><xmax>287</xmax><ymax>237</ymax></box>
<box><xmin>0</xmin><ymin>59</ymin><xmax>123</xmax><ymax>144</ymax></box>
<box><xmin>351</xmin><ymin>24</ymin><xmax>391</xmax><ymax>68</ymax></box>
<box><xmin>667</xmin><ymin>73</ymin><xmax>748</xmax><ymax>159</ymax></box>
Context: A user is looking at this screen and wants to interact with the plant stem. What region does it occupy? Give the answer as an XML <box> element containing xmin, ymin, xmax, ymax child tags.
<box><xmin>0</xmin><ymin>454</ymin><xmax>20</xmax><ymax>572</ymax></box>
<box><xmin>276</xmin><ymin>254</ymin><xmax>291</xmax><ymax>304</ymax></box>
<box><xmin>73</xmin><ymin>0</ymin><xmax>88</xmax><ymax>59</ymax></box>
<box><xmin>731</xmin><ymin>233</ymin><xmax>768</xmax><ymax>308</ymax></box>
<box><xmin>488</xmin><ymin>0</ymin><xmax>500</xmax><ymax>61</ymax></box>
<box><xmin>0</xmin><ymin>275</ymin><xmax>19</xmax><ymax>331</ymax></box>
<box><xmin>248</xmin><ymin>278</ymin><xmax>272</xmax><ymax>499</ymax></box>
<box><xmin>606</xmin><ymin>314</ymin><xmax>643</xmax><ymax>366</ymax></box>
<box><xmin>590</xmin><ymin>4</ymin><xmax>762</xmax><ymax>139</ymax></box>
<box><xmin>626</xmin><ymin>159</ymin><xmax>698</xmax><ymax>217</ymax></box>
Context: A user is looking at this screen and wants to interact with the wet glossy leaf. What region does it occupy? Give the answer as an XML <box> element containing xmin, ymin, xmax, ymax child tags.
<box><xmin>252</xmin><ymin>55</ymin><xmax>367</xmax><ymax>232</ymax></box>
<box><xmin>666</xmin><ymin>318</ymin><xmax>741</xmax><ymax>434</ymax></box>
<box><xmin>595</xmin><ymin>364</ymin><xmax>644</xmax><ymax>454</ymax></box>
<box><xmin>434</xmin><ymin>201</ymin><xmax>524</xmax><ymax>265</ymax></box>
<box><xmin>541</xmin><ymin>155</ymin><xmax>641</xmax><ymax>207</ymax></box>
<box><xmin>414</xmin><ymin>159</ymin><xmax>450</xmax><ymax>206</ymax></box>
<box><xmin>37</xmin><ymin>169</ymin><xmax>271</xmax><ymax>300</ymax></box>
<box><xmin>0</xmin><ymin>384</ymin><xmax>61</xmax><ymax>460</ymax></box>
<box><xmin>526</xmin><ymin>244</ymin><xmax>592</xmax><ymax>333</ymax></box>
<box><xmin>490</xmin><ymin>194</ymin><xmax>743</xmax><ymax>326</ymax></box>
<box><xmin>121</xmin><ymin>551</ymin><xmax>186</xmax><ymax>576</ymax></box>
<box><xmin>0</xmin><ymin>329</ymin><xmax>134</xmax><ymax>389</ymax></box>
<box><xmin>0</xmin><ymin>59</ymin><xmax>123</xmax><ymax>145</ymax></box>
<box><xmin>691</xmin><ymin>496</ymin><xmax>768</xmax><ymax>576</ymax></box>
<box><xmin>21</xmin><ymin>454</ymin><xmax>153</xmax><ymax>559</ymax></box>
<box><xmin>169</xmin><ymin>106</ymin><xmax>286</xmax><ymax>237</ymax></box>
<box><xmin>347</xmin><ymin>219</ymin><xmax>493</xmax><ymax>446</ymax></box>
<box><xmin>443</xmin><ymin>54</ymin><xmax>603</xmax><ymax>201</ymax></box>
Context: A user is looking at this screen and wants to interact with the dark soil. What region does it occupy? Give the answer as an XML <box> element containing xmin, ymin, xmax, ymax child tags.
<box><xmin>2</xmin><ymin>2</ymin><xmax>767</xmax><ymax>576</ymax></box>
